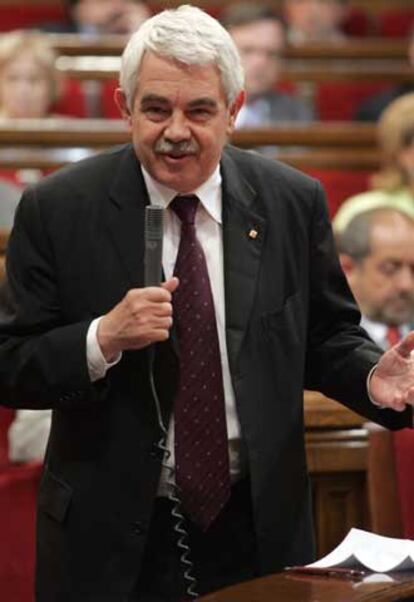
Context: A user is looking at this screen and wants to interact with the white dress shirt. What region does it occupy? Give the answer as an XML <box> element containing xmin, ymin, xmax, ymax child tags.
<box><xmin>86</xmin><ymin>165</ymin><xmax>242</xmax><ymax>493</ymax></box>
<box><xmin>360</xmin><ymin>316</ymin><xmax>410</xmax><ymax>351</ymax></box>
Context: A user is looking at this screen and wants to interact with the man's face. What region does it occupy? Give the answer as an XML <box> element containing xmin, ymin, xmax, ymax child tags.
<box><xmin>344</xmin><ymin>218</ymin><xmax>414</xmax><ymax>326</ymax></box>
<box><xmin>0</xmin><ymin>52</ymin><xmax>51</xmax><ymax>118</ymax></box>
<box><xmin>73</xmin><ymin>0</ymin><xmax>149</xmax><ymax>34</ymax></box>
<box><xmin>230</xmin><ymin>19</ymin><xmax>284</xmax><ymax>99</ymax></box>
<box><xmin>284</xmin><ymin>0</ymin><xmax>345</xmax><ymax>39</ymax></box>
<box><xmin>115</xmin><ymin>52</ymin><xmax>243</xmax><ymax>193</ymax></box>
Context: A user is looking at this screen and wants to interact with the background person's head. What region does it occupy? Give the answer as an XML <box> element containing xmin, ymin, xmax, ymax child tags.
<box><xmin>222</xmin><ymin>3</ymin><xmax>285</xmax><ymax>101</ymax></box>
<box><xmin>371</xmin><ymin>93</ymin><xmax>414</xmax><ymax>193</ymax></box>
<box><xmin>283</xmin><ymin>0</ymin><xmax>348</xmax><ymax>44</ymax></box>
<box><xmin>115</xmin><ymin>5</ymin><xmax>245</xmax><ymax>193</ymax></box>
<box><xmin>66</xmin><ymin>0</ymin><xmax>150</xmax><ymax>34</ymax></box>
<box><xmin>0</xmin><ymin>31</ymin><xmax>60</xmax><ymax>119</ymax></box>
<box><xmin>337</xmin><ymin>208</ymin><xmax>414</xmax><ymax>326</ymax></box>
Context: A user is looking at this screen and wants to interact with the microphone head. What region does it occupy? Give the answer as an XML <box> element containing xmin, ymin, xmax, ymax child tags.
<box><xmin>145</xmin><ymin>205</ymin><xmax>164</xmax><ymax>240</ymax></box>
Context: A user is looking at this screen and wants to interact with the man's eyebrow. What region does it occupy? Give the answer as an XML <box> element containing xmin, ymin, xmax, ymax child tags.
<box><xmin>187</xmin><ymin>97</ymin><xmax>218</xmax><ymax>108</ymax></box>
<box><xmin>140</xmin><ymin>94</ymin><xmax>169</xmax><ymax>105</ymax></box>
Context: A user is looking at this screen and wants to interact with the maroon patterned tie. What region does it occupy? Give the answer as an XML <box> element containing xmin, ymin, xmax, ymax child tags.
<box><xmin>170</xmin><ymin>195</ymin><xmax>230</xmax><ymax>531</ymax></box>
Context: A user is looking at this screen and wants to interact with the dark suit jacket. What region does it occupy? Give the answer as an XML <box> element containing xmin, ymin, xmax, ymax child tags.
<box><xmin>0</xmin><ymin>144</ymin><xmax>410</xmax><ymax>600</ymax></box>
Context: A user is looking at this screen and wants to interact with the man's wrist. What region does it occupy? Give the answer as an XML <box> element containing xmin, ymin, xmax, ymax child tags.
<box><xmin>367</xmin><ymin>364</ymin><xmax>385</xmax><ymax>408</ymax></box>
<box><xmin>87</xmin><ymin>317</ymin><xmax>122</xmax><ymax>382</ymax></box>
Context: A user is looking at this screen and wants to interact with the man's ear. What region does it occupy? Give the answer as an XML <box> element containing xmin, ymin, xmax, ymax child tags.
<box><xmin>114</xmin><ymin>88</ymin><xmax>132</xmax><ymax>125</ymax></box>
<box><xmin>339</xmin><ymin>253</ymin><xmax>356</xmax><ymax>276</ymax></box>
<box><xmin>226</xmin><ymin>90</ymin><xmax>245</xmax><ymax>135</ymax></box>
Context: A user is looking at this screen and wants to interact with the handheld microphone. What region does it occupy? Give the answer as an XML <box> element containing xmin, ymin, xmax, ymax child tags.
<box><xmin>144</xmin><ymin>205</ymin><xmax>164</xmax><ymax>286</ymax></box>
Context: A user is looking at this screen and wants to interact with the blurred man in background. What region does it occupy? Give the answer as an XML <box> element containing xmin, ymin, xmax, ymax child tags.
<box><xmin>44</xmin><ymin>0</ymin><xmax>150</xmax><ymax>35</ymax></box>
<box><xmin>355</xmin><ymin>28</ymin><xmax>414</xmax><ymax>121</ymax></box>
<box><xmin>335</xmin><ymin>207</ymin><xmax>414</xmax><ymax>349</ymax></box>
<box><xmin>223</xmin><ymin>3</ymin><xmax>314</xmax><ymax>128</ymax></box>
<box><xmin>283</xmin><ymin>0</ymin><xmax>348</xmax><ymax>45</ymax></box>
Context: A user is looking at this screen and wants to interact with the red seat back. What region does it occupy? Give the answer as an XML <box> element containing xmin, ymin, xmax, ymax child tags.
<box><xmin>378</xmin><ymin>10</ymin><xmax>414</xmax><ymax>38</ymax></box>
<box><xmin>53</xmin><ymin>79</ymin><xmax>88</xmax><ymax>118</ymax></box>
<box><xmin>393</xmin><ymin>429</ymin><xmax>414</xmax><ymax>539</ymax></box>
<box><xmin>316</xmin><ymin>81</ymin><xmax>393</xmax><ymax>121</ymax></box>
<box><xmin>0</xmin><ymin>462</ymin><xmax>42</xmax><ymax>602</ymax></box>
<box><xmin>0</xmin><ymin>4</ymin><xmax>65</xmax><ymax>31</ymax></box>
<box><xmin>305</xmin><ymin>168</ymin><xmax>372</xmax><ymax>217</ymax></box>
<box><xmin>0</xmin><ymin>407</ymin><xmax>15</xmax><ymax>467</ymax></box>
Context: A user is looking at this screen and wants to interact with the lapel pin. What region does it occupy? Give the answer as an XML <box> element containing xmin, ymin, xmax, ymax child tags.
<box><xmin>248</xmin><ymin>228</ymin><xmax>258</xmax><ymax>240</ymax></box>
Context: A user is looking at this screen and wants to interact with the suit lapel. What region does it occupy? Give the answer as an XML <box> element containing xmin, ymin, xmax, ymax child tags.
<box><xmin>220</xmin><ymin>150</ymin><xmax>267</xmax><ymax>377</ymax></box>
<box><xmin>105</xmin><ymin>146</ymin><xmax>149</xmax><ymax>288</ymax></box>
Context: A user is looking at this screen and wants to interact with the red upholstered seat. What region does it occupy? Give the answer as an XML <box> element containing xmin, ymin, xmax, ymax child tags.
<box><xmin>377</xmin><ymin>10</ymin><xmax>414</xmax><ymax>38</ymax></box>
<box><xmin>393</xmin><ymin>429</ymin><xmax>414</xmax><ymax>539</ymax></box>
<box><xmin>315</xmin><ymin>81</ymin><xmax>393</xmax><ymax>121</ymax></box>
<box><xmin>101</xmin><ymin>79</ymin><xmax>120</xmax><ymax>119</ymax></box>
<box><xmin>0</xmin><ymin>407</ymin><xmax>43</xmax><ymax>601</ymax></box>
<box><xmin>366</xmin><ymin>424</ymin><xmax>414</xmax><ymax>540</ymax></box>
<box><xmin>304</xmin><ymin>168</ymin><xmax>372</xmax><ymax>218</ymax></box>
<box><xmin>342</xmin><ymin>7</ymin><xmax>373</xmax><ymax>37</ymax></box>
<box><xmin>53</xmin><ymin>79</ymin><xmax>88</xmax><ymax>119</ymax></box>
<box><xmin>0</xmin><ymin>407</ymin><xmax>14</xmax><ymax>468</ymax></box>
<box><xmin>0</xmin><ymin>462</ymin><xmax>42</xmax><ymax>602</ymax></box>
<box><xmin>0</xmin><ymin>4</ymin><xmax>65</xmax><ymax>31</ymax></box>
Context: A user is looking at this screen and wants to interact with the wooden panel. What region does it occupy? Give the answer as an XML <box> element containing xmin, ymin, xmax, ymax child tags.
<box><xmin>0</xmin><ymin>120</ymin><xmax>378</xmax><ymax>148</ymax></box>
<box><xmin>312</xmin><ymin>473</ymin><xmax>367</xmax><ymax>556</ymax></box>
<box><xmin>304</xmin><ymin>391</ymin><xmax>365</xmax><ymax>428</ymax></box>
<box><xmin>29</xmin><ymin>34</ymin><xmax>409</xmax><ymax>61</ymax></box>
<box><xmin>54</xmin><ymin>54</ymin><xmax>414</xmax><ymax>83</ymax></box>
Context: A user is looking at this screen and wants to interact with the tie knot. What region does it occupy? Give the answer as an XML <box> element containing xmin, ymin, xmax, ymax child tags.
<box><xmin>170</xmin><ymin>195</ymin><xmax>199</xmax><ymax>225</ymax></box>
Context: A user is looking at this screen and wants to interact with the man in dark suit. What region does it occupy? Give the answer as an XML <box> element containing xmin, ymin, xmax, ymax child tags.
<box><xmin>1</xmin><ymin>5</ymin><xmax>414</xmax><ymax>602</ymax></box>
<box><xmin>222</xmin><ymin>3</ymin><xmax>315</xmax><ymax>128</ymax></box>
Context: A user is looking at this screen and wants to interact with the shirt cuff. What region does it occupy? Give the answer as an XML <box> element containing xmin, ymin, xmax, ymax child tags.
<box><xmin>366</xmin><ymin>364</ymin><xmax>385</xmax><ymax>408</ymax></box>
<box><xmin>86</xmin><ymin>317</ymin><xmax>122</xmax><ymax>382</ymax></box>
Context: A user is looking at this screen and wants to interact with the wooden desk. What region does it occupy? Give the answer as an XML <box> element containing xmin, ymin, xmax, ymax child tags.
<box><xmin>200</xmin><ymin>571</ymin><xmax>414</xmax><ymax>602</ymax></box>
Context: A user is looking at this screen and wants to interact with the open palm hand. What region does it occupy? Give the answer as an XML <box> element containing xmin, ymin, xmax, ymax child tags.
<box><xmin>369</xmin><ymin>332</ymin><xmax>414</xmax><ymax>411</ymax></box>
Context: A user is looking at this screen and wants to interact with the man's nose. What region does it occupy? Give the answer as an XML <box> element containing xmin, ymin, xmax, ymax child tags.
<box><xmin>164</xmin><ymin>111</ymin><xmax>190</xmax><ymax>141</ymax></box>
<box><xmin>396</xmin><ymin>266</ymin><xmax>414</xmax><ymax>291</ymax></box>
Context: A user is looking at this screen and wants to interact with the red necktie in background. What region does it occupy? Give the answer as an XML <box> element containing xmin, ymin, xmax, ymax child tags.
<box><xmin>386</xmin><ymin>326</ymin><xmax>401</xmax><ymax>348</ymax></box>
<box><xmin>170</xmin><ymin>195</ymin><xmax>230</xmax><ymax>530</ymax></box>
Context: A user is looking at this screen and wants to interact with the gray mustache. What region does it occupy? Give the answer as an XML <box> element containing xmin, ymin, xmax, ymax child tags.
<box><xmin>154</xmin><ymin>138</ymin><xmax>199</xmax><ymax>156</ymax></box>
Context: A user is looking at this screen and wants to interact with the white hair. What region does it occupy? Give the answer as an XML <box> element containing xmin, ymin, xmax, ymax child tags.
<box><xmin>119</xmin><ymin>4</ymin><xmax>245</xmax><ymax>110</ymax></box>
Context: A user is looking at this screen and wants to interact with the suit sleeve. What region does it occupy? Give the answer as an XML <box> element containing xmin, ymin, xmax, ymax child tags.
<box><xmin>304</xmin><ymin>181</ymin><xmax>412</xmax><ymax>429</ymax></box>
<box><xmin>0</xmin><ymin>186</ymin><xmax>108</xmax><ymax>409</ymax></box>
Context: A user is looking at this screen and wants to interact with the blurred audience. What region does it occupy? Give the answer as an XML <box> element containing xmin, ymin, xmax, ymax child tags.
<box><xmin>334</xmin><ymin>93</ymin><xmax>414</xmax><ymax>232</ymax></box>
<box><xmin>335</xmin><ymin>207</ymin><xmax>414</xmax><ymax>348</ymax></box>
<box><xmin>282</xmin><ymin>0</ymin><xmax>348</xmax><ymax>45</ymax></box>
<box><xmin>0</xmin><ymin>31</ymin><xmax>57</xmax><ymax>458</ymax></box>
<box><xmin>0</xmin><ymin>30</ymin><xmax>60</xmax><ymax>119</ymax></box>
<box><xmin>355</xmin><ymin>27</ymin><xmax>414</xmax><ymax>122</ymax></box>
<box><xmin>43</xmin><ymin>0</ymin><xmax>150</xmax><ymax>35</ymax></box>
<box><xmin>223</xmin><ymin>3</ymin><xmax>314</xmax><ymax>128</ymax></box>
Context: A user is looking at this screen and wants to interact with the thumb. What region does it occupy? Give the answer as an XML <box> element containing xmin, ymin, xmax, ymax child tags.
<box><xmin>162</xmin><ymin>277</ymin><xmax>179</xmax><ymax>294</ymax></box>
<box><xmin>396</xmin><ymin>331</ymin><xmax>414</xmax><ymax>359</ymax></box>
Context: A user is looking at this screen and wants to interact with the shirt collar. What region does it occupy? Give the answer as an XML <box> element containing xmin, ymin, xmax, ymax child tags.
<box><xmin>141</xmin><ymin>164</ymin><xmax>222</xmax><ymax>224</ymax></box>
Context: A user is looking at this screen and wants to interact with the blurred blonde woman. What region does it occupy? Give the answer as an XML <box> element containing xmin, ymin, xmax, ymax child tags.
<box><xmin>334</xmin><ymin>92</ymin><xmax>414</xmax><ymax>233</ymax></box>
<box><xmin>0</xmin><ymin>31</ymin><xmax>55</xmax><ymax>460</ymax></box>
<box><xmin>0</xmin><ymin>30</ymin><xmax>60</xmax><ymax>119</ymax></box>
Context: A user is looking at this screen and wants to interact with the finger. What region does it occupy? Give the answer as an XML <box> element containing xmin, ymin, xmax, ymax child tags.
<box><xmin>151</xmin><ymin>302</ymin><xmax>173</xmax><ymax>317</ymax></box>
<box><xmin>388</xmin><ymin>391</ymin><xmax>407</xmax><ymax>412</ymax></box>
<box><xmin>396</xmin><ymin>331</ymin><xmax>414</xmax><ymax>359</ymax></box>
<box><xmin>162</xmin><ymin>277</ymin><xmax>179</xmax><ymax>294</ymax></box>
<box><xmin>402</xmin><ymin>385</ymin><xmax>414</xmax><ymax>407</ymax></box>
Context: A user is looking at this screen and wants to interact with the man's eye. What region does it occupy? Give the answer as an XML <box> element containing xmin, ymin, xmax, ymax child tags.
<box><xmin>143</xmin><ymin>106</ymin><xmax>168</xmax><ymax>119</ymax></box>
<box><xmin>189</xmin><ymin>108</ymin><xmax>212</xmax><ymax>120</ymax></box>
